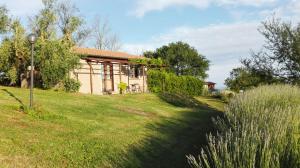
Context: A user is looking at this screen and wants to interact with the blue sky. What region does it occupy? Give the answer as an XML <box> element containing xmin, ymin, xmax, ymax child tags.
<box><xmin>1</xmin><ymin>0</ymin><xmax>300</xmax><ymax>88</ymax></box>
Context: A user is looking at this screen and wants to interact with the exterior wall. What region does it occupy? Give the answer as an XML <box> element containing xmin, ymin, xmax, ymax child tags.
<box><xmin>71</xmin><ymin>59</ymin><xmax>103</xmax><ymax>94</ymax></box>
<box><xmin>71</xmin><ymin>59</ymin><xmax>147</xmax><ymax>95</ymax></box>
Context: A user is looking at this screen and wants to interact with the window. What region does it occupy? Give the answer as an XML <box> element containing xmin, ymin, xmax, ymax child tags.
<box><xmin>134</xmin><ymin>67</ymin><xmax>139</xmax><ymax>78</ymax></box>
<box><xmin>130</xmin><ymin>66</ymin><xmax>139</xmax><ymax>79</ymax></box>
<box><xmin>103</xmin><ymin>64</ymin><xmax>112</xmax><ymax>80</ymax></box>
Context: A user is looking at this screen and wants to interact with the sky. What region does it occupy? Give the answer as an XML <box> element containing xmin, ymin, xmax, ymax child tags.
<box><xmin>1</xmin><ymin>0</ymin><xmax>300</xmax><ymax>88</ymax></box>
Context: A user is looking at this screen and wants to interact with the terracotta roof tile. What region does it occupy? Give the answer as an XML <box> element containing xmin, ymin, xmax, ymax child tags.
<box><xmin>73</xmin><ymin>47</ymin><xmax>143</xmax><ymax>59</ymax></box>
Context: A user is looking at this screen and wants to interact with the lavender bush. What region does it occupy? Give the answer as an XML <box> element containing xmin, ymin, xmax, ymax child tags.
<box><xmin>188</xmin><ymin>85</ymin><xmax>300</xmax><ymax>168</ymax></box>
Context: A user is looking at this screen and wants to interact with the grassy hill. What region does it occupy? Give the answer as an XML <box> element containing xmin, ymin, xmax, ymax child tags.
<box><xmin>0</xmin><ymin>86</ymin><xmax>224</xmax><ymax>168</ymax></box>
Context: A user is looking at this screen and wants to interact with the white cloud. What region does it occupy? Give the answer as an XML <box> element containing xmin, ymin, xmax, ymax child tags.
<box><xmin>123</xmin><ymin>22</ymin><xmax>264</xmax><ymax>87</ymax></box>
<box><xmin>287</xmin><ymin>0</ymin><xmax>300</xmax><ymax>15</ymax></box>
<box><xmin>253</xmin><ymin>0</ymin><xmax>300</xmax><ymax>23</ymax></box>
<box><xmin>132</xmin><ymin>0</ymin><xmax>210</xmax><ymax>18</ymax></box>
<box><xmin>132</xmin><ymin>0</ymin><xmax>277</xmax><ymax>17</ymax></box>
<box><xmin>217</xmin><ymin>0</ymin><xmax>276</xmax><ymax>6</ymax></box>
<box><xmin>272</xmin><ymin>0</ymin><xmax>300</xmax><ymax>21</ymax></box>
<box><xmin>156</xmin><ymin>22</ymin><xmax>263</xmax><ymax>60</ymax></box>
<box><xmin>0</xmin><ymin>0</ymin><xmax>43</xmax><ymax>16</ymax></box>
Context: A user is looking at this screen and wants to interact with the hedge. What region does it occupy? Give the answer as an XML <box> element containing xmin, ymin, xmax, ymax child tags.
<box><xmin>147</xmin><ymin>70</ymin><xmax>204</xmax><ymax>96</ymax></box>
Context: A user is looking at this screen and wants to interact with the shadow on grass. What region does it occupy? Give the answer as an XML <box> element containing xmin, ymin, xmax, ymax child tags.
<box><xmin>1</xmin><ymin>89</ymin><xmax>25</xmax><ymax>111</ymax></box>
<box><xmin>122</xmin><ymin>93</ymin><xmax>223</xmax><ymax>168</ymax></box>
<box><xmin>158</xmin><ymin>93</ymin><xmax>205</xmax><ymax>108</ymax></box>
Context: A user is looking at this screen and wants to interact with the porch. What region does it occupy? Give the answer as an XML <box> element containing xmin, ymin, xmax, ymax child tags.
<box><xmin>72</xmin><ymin>47</ymin><xmax>147</xmax><ymax>95</ymax></box>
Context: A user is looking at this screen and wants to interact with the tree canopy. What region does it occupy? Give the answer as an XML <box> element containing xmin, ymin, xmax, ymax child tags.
<box><xmin>92</xmin><ymin>16</ymin><xmax>121</xmax><ymax>51</ymax></box>
<box><xmin>0</xmin><ymin>0</ymin><xmax>82</xmax><ymax>88</ymax></box>
<box><xmin>31</xmin><ymin>0</ymin><xmax>81</xmax><ymax>88</ymax></box>
<box><xmin>224</xmin><ymin>67</ymin><xmax>277</xmax><ymax>92</ymax></box>
<box><xmin>225</xmin><ymin>18</ymin><xmax>300</xmax><ymax>91</ymax></box>
<box><xmin>0</xmin><ymin>6</ymin><xmax>9</xmax><ymax>34</ymax></box>
<box><xmin>145</xmin><ymin>42</ymin><xmax>209</xmax><ymax>79</ymax></box>
<box><xmin>0</xmin><ymin>19</ymin><xmax>29</xmax><ymax>86</ymax></box>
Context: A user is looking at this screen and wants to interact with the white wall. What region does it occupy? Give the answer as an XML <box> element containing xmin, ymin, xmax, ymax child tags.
<box><xmin>71</xmin><ymin>59</ymin><xmax>147</xmax><ymax>95</ymax></box>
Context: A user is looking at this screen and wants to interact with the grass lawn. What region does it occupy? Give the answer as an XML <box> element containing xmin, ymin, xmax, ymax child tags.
<box><xmin>0</xmin><ymin>86</ymin><xmax>224</xmax><ymax>168</ymax></box>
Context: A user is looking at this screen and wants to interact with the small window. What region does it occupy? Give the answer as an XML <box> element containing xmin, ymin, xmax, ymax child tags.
<box><xmin>134</xmin><ymin>67</ymin><xmax>139</xmax><ymax>78</ymax></box>
<box><xmin>130</xmin><ymin>66</ymin><xmax>139</xmax><ymax>79</ymax></box>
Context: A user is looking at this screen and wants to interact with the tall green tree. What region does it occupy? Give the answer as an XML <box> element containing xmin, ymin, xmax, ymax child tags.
<box><xmin>30</xmin><ymin>0</ymin><xmax>57</xmax><ymax>41</ymax></box>
<box><xmin>244</xmin><ymin>18</ymin><xmax>300</xmax><ymax>84</ymax></box>
<box><xmin>226</xmin><ymin>18</ymin><xmax>300</xmax><ymax>91</ymax></box>
<box><xmin>0</xmin><ymin>19</ymin><xmax>29</xmax><ymax>85</ymax></box>
<box><xmin>224</xmin><ymin>67</ymin><xmax>278</xmax><ymax>92</ymax></box>
<box><xmin>29</xmin><ymin>0</ymin><xmax>80</xmax><ymax>88</ymax></box>
<box><xmin>0</xmin><ymin>6</ymin><xmax>9</xmax><ymax>34</ymax></box>
<box><xmin>146</xmin><ymin>42</ymin><xmax>209</xmax><ymax>79</ymax></box>
<box><xmin>10</xmin><ymin>20</ymin><xmax>30</xmax><ymax>84</ymax></box>
<box><xmin>56</xmin><ymin>0</ymin><xmax>89</xmax><ymax>45</ymax></box>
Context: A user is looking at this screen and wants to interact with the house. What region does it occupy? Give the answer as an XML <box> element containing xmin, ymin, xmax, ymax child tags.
<box><xmin>72</xmin><ymin>47</ymin><xmax>147</xmax><ymax>95</ymax></box>
<box><xmin>204</xmin><ymin>81</ymin><xmax>216</xmax><ymax>90</ymax></box>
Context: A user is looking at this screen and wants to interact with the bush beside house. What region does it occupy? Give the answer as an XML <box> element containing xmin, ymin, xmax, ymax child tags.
<box><xmin>147</xmin><ymin>70</ymin><xmax>204</xmax><ymax>96</ymax></box>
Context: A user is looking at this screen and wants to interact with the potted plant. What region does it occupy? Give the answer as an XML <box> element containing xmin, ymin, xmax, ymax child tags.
<box><xmin>118</xmin><ymin>82</ymin><xmax>127</xmax><ymax>94</ymax></box>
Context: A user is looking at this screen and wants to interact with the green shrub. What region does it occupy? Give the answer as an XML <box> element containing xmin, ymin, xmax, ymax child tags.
<box><xmin>202</xmin><ymin>87</ymin><xmax>210</xmax><ymax>96</ymax></box>
<box><xmin>147</xmin><ymin>70</ymin><xmax>204</xmax><ymax>96</ymax></box>
<box><xmin>118</xmin><ymin>82</ymin><xmax>127</xmax><ymax>94</ymax></box>
<box><xmin>63</xmin><ymin>78</ymin><xmax>81</xmax><ymax>92</ymax></box>
<box><xmin>7</xmin><ymin>67</ymin><xmax>17</xmax><ymax>85</ymax></box>
<box><xmin>188</xmin><ymin>85</ymin><xmax>300</xmax><ymax>168</ymax></box>
<box><xmin>212</xmin><ymin>90</ymin><xmax>236</xmax><ymax>102</ymax></box>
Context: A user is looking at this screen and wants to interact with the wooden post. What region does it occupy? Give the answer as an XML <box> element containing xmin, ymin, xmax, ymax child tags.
<box><xmin>88</xmin><ymin>62</ymin><xmax>93</xmax><ymax>94</ymax></box>
<box><xmin>119</xmin><ymin>64</ymin><xmax>122</xmax><ymax>83</ymax></box>
<box><xmin>111</xmin><ymin>63</ymin><xmax>114</xmax><ymax>92</ymax></box>
<box><xmin>127</xmin><ymin>65</ymin><xmax>130</xmax><ymax>87</ymax></box>
<box><xmin>142</xmin><ymin>65</ymin><xmax>145</xmax><ymax>93</ymax></box>
<box><xmin>103</xmin><ymin>63</ymin><xmax>107</xmax><ymax>92</ymax></box>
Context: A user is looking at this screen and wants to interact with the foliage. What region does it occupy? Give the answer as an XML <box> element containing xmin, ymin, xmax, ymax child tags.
<box><xmin>148</xmin><ymin>57</ymin><xmax>163</xmax><ymax>66</ymax></box>
<box><xmin>0</xmin><ymin>20</ymin><xmax>29</xmax><ymax>86</ymax></box>
<box><xmin>188</xmin><ymin>85</ymin><xmax>300</xmax><ymax>168</ymax></box>
<box><xmin>251</xmin><ymin>18</ymin><xmax>300</xmax><ymax>84</ymax></box>
<box><xmin>226</xmin><ymin>18</ymin><xmax>300</xmax><ymax>90</ymax></box>
<box><xmin>129</xmin><ymin>58</ymin><xmax>148</xmax><ymax>65</ymax></box>
<box><xmin>31</xmin><ymin>0</ymin><xmax>81</xmax><ymax>88</ymax></box>
<box><xmin>118</xmin><ymin>82</ymin><xmax>127</xmax><ymax>94</ymax></box>
<box><xmin>202</xmin><ymin>87</ymin><xmax>210</xmax><ymax>96</ymax></box>
<box><xmin>0</xmin><ymin>0</ymin><xmax>82</xmax><ymax>89</ymax></box>
<box><xmin>143</xmin><ymin>51</ymin><xmax>155</xmax><ymax>58</ymax></box>
<box><xmin>92</xmin><ymin>16</ymin><xmax>121</xmax><ymax>51</ymax></box>
<box><xmin>30</xmin><ymin>0</ymin><xmax>57</xmax><ymax>40</ymax></box>
<box><xmin>6</xmin><ymin>0</ymin><xmax>80</xmax><ymax>89</ymax></box>
<box><xmin>224</xmin><ymin>67</ymin><xmax>275</xmax><ymax>92</ymax></box>
<box><xmin>0</xmin><ymin>40</ymin><xmax>12</xmax><ymax>84</ymax></box>
<box><xmin>129</xmin><ymin>57</ymin><xmax>163</xmax><ymax>67</ymax></box>
<box><xmin>7</xmin><ymin>67</ymin><xmax>18</xmax><ymax>85</ymax></box>
<box><xmin>147</xmin><ymin>70</ymin><xmax>204</xmax><ymax>96</ymax></box>
<box><xmin>56</xmin><ymin>0</ymin><xmax>88</xmax><ymax>45</ymax></box>
<box><xmin>211</xmin><ymin>90</ymin><xmax>235</xmax><ymax>103</ymax></box>
<box><xmin>35</xmin><ymin>39</ymin><xmax>80</xmax><ymax>89</ymax></box>
<box><xmin>63</xmin><ymin>78</ymin><xmax>81</xmax><ymax>92</ymax></box>
<box><xmin>145</xmin><ymin>42</ymin><xmax>209</xmax><ymax>79</ymax></box>
<box><xmin>0</xmin><ymin>6</ymin><xmax>9</xmax><ymax>34</ymax></box>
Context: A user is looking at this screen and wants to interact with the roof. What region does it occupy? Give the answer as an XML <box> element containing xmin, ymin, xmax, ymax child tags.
<box><xmin>205</xmin><ymin>81</ymin><xmax>216</xmax><ymax>85</ymax></box>
<box><xmin>72</xmin><ymin>47</ymin><xmax>143</xmax><ymax>60</ymax></box>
